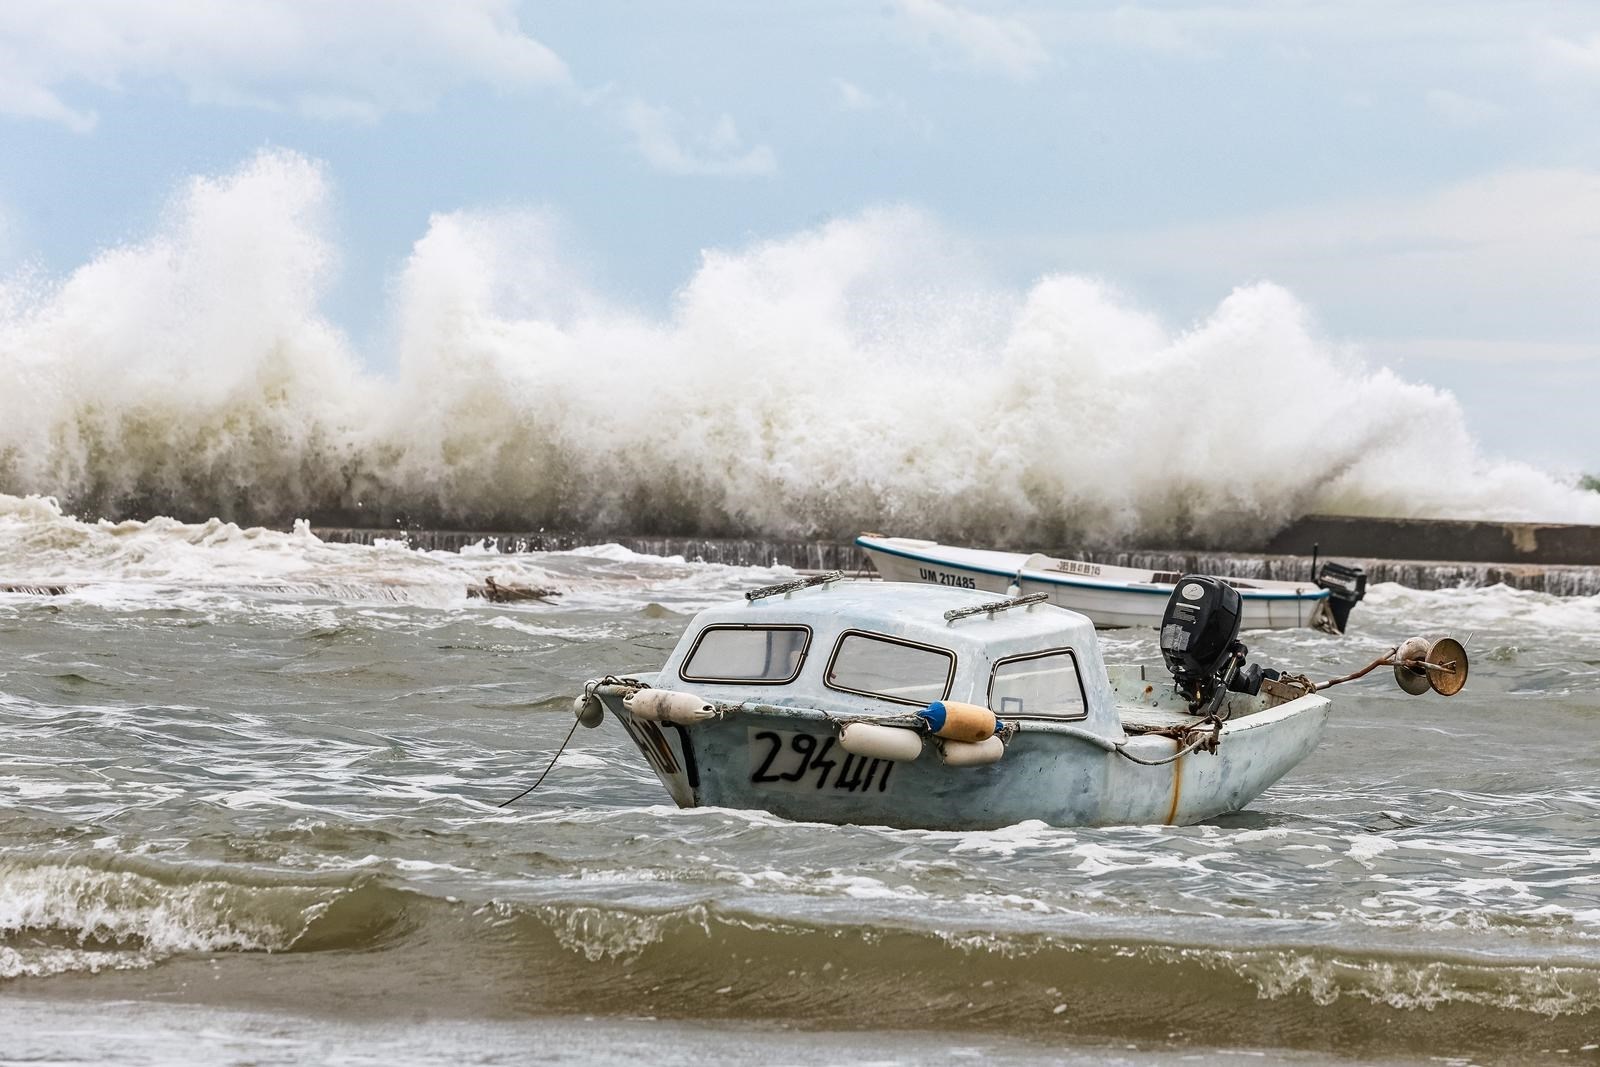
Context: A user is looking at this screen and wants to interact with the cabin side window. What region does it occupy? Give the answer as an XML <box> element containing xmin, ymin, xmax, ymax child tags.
<box><xmin>680</xmin><ymin>625</ymin><xmax>812</xmax><ymax>684</ymax></box>
<box><xmin>825</xmin><ymin>631</ymin><xmax>954</xmax><ymax>706</ymax></box>
<box><xmin>989</xmin><ymin>649</ymin><xmax>1088</xmax><ymax>720</ymax></box>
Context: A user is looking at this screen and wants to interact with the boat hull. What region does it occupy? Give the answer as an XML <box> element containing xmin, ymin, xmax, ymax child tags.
<box><xmin>600</xmin><ymin>692</ymin><xmax>1331</xmax><ymax>830</ymax></box>
<box><xmin>862</xmin><ymin>538</ymin><xmax>1330</xmax><ymax>630</ymax></box>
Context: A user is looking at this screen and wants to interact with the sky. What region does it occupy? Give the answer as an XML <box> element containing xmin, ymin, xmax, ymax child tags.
<box><xmin>0</xmin><ymin>0</ymin><xmax>1597</xmax><ymax>473</ymax></box>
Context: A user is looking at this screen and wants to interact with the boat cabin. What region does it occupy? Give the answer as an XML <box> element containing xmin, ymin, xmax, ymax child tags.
<box><xmin>658</xmin><ymin>580</ymin><xmax>1122</xmax><ymax>735</ymax></box>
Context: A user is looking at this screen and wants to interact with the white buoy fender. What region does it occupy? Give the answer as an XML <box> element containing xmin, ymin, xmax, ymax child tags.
<box><xmin>839</xmin><ymin>722</ymin><xmax>923</xmax><ymax>762</ymax></box>
<box><xmin>573</xmin><ymin>691</ymin><xmax>605</xmax><ymax>728</ymax></box>
<box><xmin>940</xmin><ymin>735</ymin><xmax>1005</xmax><ymax>767</ymax></box>
<box><xmin>623</xmin><ymin>689</ymin><xmax>716</xmax><ymax>726</ymax></box>
<box><xmin>917</xmin><ymin>700</ymin><xmax>999</xmax><ymax>743</ymax></box>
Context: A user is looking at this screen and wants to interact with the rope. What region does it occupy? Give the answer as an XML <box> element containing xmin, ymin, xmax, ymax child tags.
<box><xmin>595</xmin><ymin>674</ymin><xmax>650</xmax><ymax>690</ymax></box>
<box><xmin>1113</xmin><ymin>716</ymin><xmax>1222</xmax><ymax>765</ymax></box>
<box><xmin>1113</xmin><ymin>729</ymin><xmax>1218</xmax><ymax>766</ymax></box>
<box><xmin>497</xmin><ymin>673</ymin><xmax>657</xmax><ymax>807</ymax></box>
<box><xmin>498</xmin><ymin>717</ymin><xmax>581</xmax><ymax>808</ymax></box>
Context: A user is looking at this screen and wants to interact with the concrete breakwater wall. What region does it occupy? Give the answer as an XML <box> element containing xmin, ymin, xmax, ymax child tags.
<box><xmin>1267</xmin><ymin>515</ymin><xmax>1600</xmax><ymax>567</ymax></box>
<box><xmin>312</xmin><ymin>527</ymin><xmax>1600</xmax><ymax>596</ymax></box>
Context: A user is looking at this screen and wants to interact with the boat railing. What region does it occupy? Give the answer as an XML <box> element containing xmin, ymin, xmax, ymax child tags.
<box><xmin>746</xmin><ymin>570</ymin><xmax>844</xmax><ymax>601</ymax></box>
<box><xmin>944</xmin><ymin>592</ymin><xmax>1049</xmax><ymax>623</ymax></box>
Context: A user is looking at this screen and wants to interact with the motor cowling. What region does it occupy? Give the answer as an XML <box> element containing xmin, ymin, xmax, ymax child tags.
<box><xmin>1314</xmin><ymin>561</ymin><xmax>1367</xmax><ymax>634</ymax></box>
<box><xmin>1161</xmin><ymin>575</ymin><xmax>1249</xmax><ymax>713</ymax></box>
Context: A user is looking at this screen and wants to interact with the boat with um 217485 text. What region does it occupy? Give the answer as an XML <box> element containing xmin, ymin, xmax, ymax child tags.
<box><xmin>857</xmin><ymin>533</ymin><xmax>1368</xmax><ymax>633</ymax></box>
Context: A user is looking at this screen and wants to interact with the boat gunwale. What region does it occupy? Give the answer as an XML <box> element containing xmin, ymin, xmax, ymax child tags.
<box><xmin>593</xmin><ymin>682</ymin><xmax>1328</xmax><ymax>742</ymax></box>
<box><xmin>859</xmin><ymin>536</ymin><xmax>1329</xmax><ymax>602</ymax></box>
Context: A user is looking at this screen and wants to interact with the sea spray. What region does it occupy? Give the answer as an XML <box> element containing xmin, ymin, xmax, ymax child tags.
<box><xmin>3</xmin><ymin>150</ymin><xmax>1597</xmax><ymax>544</ymax></box>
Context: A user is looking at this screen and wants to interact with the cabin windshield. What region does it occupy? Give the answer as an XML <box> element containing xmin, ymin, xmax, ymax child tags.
<box><xmin>826</xmin><ymin>631</ymin><xmax>954</xmax><ymax>705</ymax></box>
<box><xmin>680</xmin><ymin>625</ymin><xmax>811</xmax><ymax>683</ymax></box>
<box><xmin>989</xmin><ymin>650</ymin><xmax>1087</xmax><ymax>720</ymax></box>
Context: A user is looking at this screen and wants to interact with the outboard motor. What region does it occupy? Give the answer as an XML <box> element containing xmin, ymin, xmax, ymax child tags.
<box><xmin>1160</xmin><ymin>576</ymin><xmax>1275</xmax><ymax>715</ymax></box>
<box><xmin>1314</xmin><ymin>562</ymin><xmax>1367</xmax><ymax>634</ymax></box>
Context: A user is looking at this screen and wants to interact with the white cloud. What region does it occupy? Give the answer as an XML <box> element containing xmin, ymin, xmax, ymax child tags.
<box><xmin>835</xmin><ymin>79</ymin><xmax>883</xmax><ymax>111</ymax></box>
<box><xmin>296</xmin><ymin>94</ymin><xmax>383</xmax><ymax>125</ymax></box>
<box><xmin>833</xmin><ymin>78</ymin><xmax>918</xmax><ymax>120</ymax></box>
<box><xmin>0</xmin><ymin>1</ymin><xmax>779</xmax><ymax>182</ymax></box>
<box><xmin>1031</xmin><ymin>2</ymin><xmax>1600</xmax><ymax>79</ymax></box>
<box><xmin>0</xmin><ymin>0</ymin><xmax>569</xmax><ymax>130</ymax></box>
<box><xmin>1425</xmin><ymin>88</ymin><xmax>1507</xmax><ymax>127</ymax></box>
<box><xmin>620</xmin><ymin>101</ymin><xmax>777</xmax><ymax>178</ymax></box>
<box><xmin>1541</xmin><ymin>31</ymin><xmax>1600</xmax><ymax>76</ymax></box>
<box><xmin>894</xmin><ymin>0</ymin><xmax>1048</xmax><ymax>80</ymax></box>
<box><xmin>1368</xmin><ymin>338</ymin><xmax>1598</xmax><ymax>364</ymax></box>
<box><xmin>0</xmin><ymin>68</ymin><xmax>98</xmax><ymax>131</ymax></box>
<box><xmin>1035</xmin><ymin>168</ymin><xmax>1600</xmax><ymax>351</ymax></box>
<box><xmin>1106</xmin><ymin>6</ymin><xmax>1210</xmax><ymax>57</ymax></box>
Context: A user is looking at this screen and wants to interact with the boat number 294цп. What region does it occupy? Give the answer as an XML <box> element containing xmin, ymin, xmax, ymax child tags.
<box><xmin>747</xmin><ymin>728</ymin><xmax>896</xmax><ymax>794</ymax></box>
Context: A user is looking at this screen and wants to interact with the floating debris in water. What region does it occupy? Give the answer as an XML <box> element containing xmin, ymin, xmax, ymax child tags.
<box><xmin>468</xmin><ymin>576</ymin><xmax>559</xmax><ymax>603</ymax></box>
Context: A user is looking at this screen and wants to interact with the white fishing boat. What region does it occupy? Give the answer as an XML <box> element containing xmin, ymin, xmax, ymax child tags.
<box><xmin>857</xmin><ymin>534</ymin><xmax>1367</xmax><ymax>633</ymax></box>
<box><xmin>568</xmin><ymin>573</ymin><xmax>1465</xmax><ymax>830</ymax></box>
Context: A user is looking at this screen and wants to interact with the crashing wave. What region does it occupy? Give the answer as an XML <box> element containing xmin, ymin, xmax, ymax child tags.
<box><xmin>2</xmin><ymin>150</ymin><xmax>1596</xmax><ymax>545</ymax></box>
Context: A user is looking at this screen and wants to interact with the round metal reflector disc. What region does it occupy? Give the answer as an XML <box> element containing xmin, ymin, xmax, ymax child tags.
<box><xmin>1425</xmin><ymin>637</ymin><xmax>1469</xmax><ymax>696</ymax></box>
<box><xmin>1393</xmin><ymin>664</ymin><xmax>1432</xmax><ymax>695</ymax></box>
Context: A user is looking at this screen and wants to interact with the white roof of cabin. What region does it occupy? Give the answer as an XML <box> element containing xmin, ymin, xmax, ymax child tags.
<box><xmin>687</xmin><ymin>580</ymin><xmax>1091</xmax><ymax>651</ymax></box>
<box><xmin>660</xmin><ymin>580</ymin><xmax>1117</xmax><ymax>724</ymax></box>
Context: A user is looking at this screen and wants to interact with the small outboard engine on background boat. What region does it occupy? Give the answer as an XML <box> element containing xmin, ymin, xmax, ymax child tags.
<box><xmin>1313</xmin><ymin>561</ymin><xmax>1368</xmax><ymax>634</ymax></box>
<box><xmin>1159</xmin><ymin>575</ymin><xmax>1277</xmax><ymax>715</ymax></box>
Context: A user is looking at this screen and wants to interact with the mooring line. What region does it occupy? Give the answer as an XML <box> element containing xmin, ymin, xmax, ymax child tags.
<box><xmin>499</xmin><ymin>717</ymin><xmax>581</xmax><ymax>808</ymax></box>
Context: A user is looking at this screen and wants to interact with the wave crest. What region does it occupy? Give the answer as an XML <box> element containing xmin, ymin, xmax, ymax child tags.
<box><xmin>0</xmin><ymin>852</ymin><xmax>412</xmax><ymax>978</ymax></box>
<box><xmin>3</xmin><ymin>151</ymin><xmax>1596</xmax><ymax>544</ymax></box>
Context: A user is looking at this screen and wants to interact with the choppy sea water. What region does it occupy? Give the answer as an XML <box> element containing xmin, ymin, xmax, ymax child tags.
<box><xmin>3</xmin><ymin>497</ymin><xmax>1600</xmax><ymax>1065</ymax></box>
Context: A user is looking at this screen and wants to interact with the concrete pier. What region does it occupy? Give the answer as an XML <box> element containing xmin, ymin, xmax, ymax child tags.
<box><xmin>311</xmin><ymin>524</ymin><xmax>1600</xmax><ymax>596</ymax></box>
<box><xmin>1266</xmin><ymin>515</ymin><xmax>1600</xmax><ymax>567</ymax></box>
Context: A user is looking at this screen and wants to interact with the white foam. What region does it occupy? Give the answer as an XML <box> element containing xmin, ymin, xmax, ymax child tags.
<box><xmin>1233</xmin><ymin>945</ymin><xmax>1600</xmax><ymax>1016</ymax></box>
<box><xmin>0</xmin><ymin>856</ymin><xmax>341</xmax><ymax>977</ymax></box>
<box><xmin>1365</xmin><ymin>581</ymin><xmax>1600</xmax><ymax>636</ymax></box>
<box><xmin>0</xmin><ymin>490</ymin><xmax>819</xmax><ymax>616</ymax></box>
<box><xmin>0</xmin><ymin>943</ymin><xmax>153</xmax><ymax>979</ymax></box>
<box><xmin>2</xmin><ymin>151</ymin><xmax>1595</xmax><ymax>545</ymax></box>
<box><xmin>565</xmin><ymin>543</ymin><xmax>687</xmax><ymax>564</ymax></box>
<box><xmin>1344</xmin><ymin>835</ymin><xmax>1399</xmax><ymax>867</ymax></box>
<box><xmin>935</xmin><ymin>819</ymin><xmax>1076</xmax><ymax>857</ymax></box>
<box><xmin>540</xmin><ymin>902</ymin><xmax>708</xmax><ymax>962</ymax></box>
